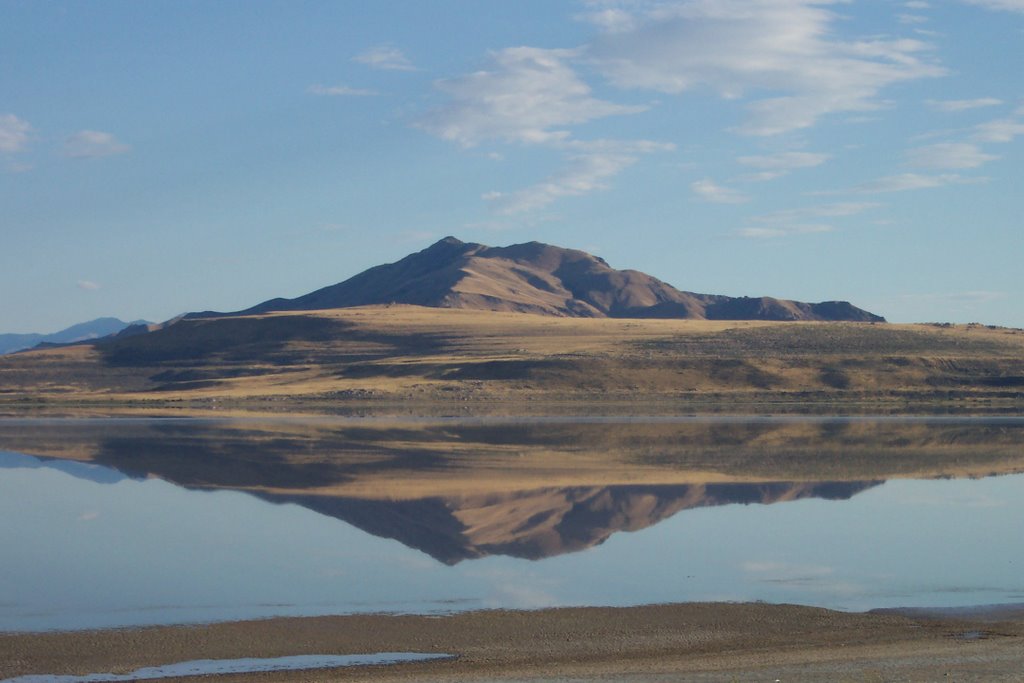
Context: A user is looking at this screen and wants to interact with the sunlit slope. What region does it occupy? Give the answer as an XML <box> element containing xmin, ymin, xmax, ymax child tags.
<box><xmin>216</xmin><ymin>236</ymin><xmax>884</xmax><ymax>322</ymax></box>
<box><xmin>1</xmin><ymin>305</ymin><xmax>1022</xmax><ymax>403</ymax></box>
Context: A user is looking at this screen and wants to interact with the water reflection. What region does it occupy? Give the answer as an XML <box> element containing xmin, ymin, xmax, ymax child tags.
<box><xmin>261</xmin><ymin>481</ymin><xmax>880</xmax><ymax>564</ymax></box>
<box><xmin>0</xmin><ymin>415</ymin><xmax>1022</xmax><ymax>631</ymax></box>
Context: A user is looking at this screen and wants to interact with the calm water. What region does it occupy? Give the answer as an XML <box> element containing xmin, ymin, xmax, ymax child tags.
<box><xmin>0</xmin><ymin>415</ymin><xmax>1022</xmax><ymax>632</ymax></box>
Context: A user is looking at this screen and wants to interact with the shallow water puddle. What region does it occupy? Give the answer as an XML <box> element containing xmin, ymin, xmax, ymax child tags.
<box><xmin>0</xmin><ymin>653</ymin><xmax>451</xmax><ymax>683</ymax></box>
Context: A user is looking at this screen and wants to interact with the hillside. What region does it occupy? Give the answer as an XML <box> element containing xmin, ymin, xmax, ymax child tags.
<box><xmin>194</xmin><ymin>237</ymin><xmax>884</xmax><ymax>322</ymax></box>
<box><xmin>1</xmin><ymin>305</ymin><xmax>1021</xmax><ymax>405</ymax></box>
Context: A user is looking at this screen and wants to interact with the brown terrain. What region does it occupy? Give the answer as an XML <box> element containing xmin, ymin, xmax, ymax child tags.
<box><xmin>2</xmin><ymin>237</ymin><xmax>1021</xmax><ymax>406</ymax></box>
<box><xmin>4</xmin><ymin>604</ymin><xmax>1024</xmax><ymax>682</ymax></box>
<box><xmin>206</xmin><ymin>236</ymin><xmax>884</xmax><ymax>322</ymax></box>
<box><xmin>0</xmin><ymin>305</ymin><xmax>1021</xmax><ymax>405</ymax></box>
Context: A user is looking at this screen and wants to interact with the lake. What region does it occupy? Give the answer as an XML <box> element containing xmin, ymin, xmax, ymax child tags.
<box><xmin>1</xmin><ymin>414</ymin><xmax>1022</xmax><ymax>632</ymax></box>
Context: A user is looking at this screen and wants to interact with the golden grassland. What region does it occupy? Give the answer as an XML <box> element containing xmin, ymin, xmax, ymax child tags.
<box><xmin>0</xmin><ymin>305</ymin><xmax>1022</xmax><ymax>406</ymax></box>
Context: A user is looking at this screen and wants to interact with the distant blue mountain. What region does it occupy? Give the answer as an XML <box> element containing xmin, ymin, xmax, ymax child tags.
<box><xmin>0</xmin><ymin>317</ymin><xmax>148</xmax><ymax>355</ymax></box>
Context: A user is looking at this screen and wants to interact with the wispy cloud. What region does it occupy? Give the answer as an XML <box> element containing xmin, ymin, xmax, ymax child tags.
<box><xmin>77</xmin><ymin>280</ymin><xmax>101</xmax><ymax>291</ymax></box>
<box><xmin>755</xmin><ymin>201</ymin><xmax>882</xmax><ymax>223</ymax></box>
<box><xmin>737</xmin><ymin>224</ymin><xmax>833</xmax><ymax>238</ymax></box>
<box><xmin>419</xmin><ymin>47</ymin><xmax>645</xmax><ymax>148</ymax></box>
<box><xmin>353</xmin><ymin>44</ymin><xmax>416</xmax><ymax>71</ymax></box>
<box><xmin>691</xmin><ymin>178</ymin><xmax>750</xmax><ymax>204</ymax></box>
<box><xmin>849</xmin><ymin>172</ymin><xmax>982</xmax><ymax>193</ymax></box>
<box><xmin>307</xmin><ymin>84</ymin><xmax>377</xmax><ymax>96</ymax></box>
<box><xmin>898</xmin><ymin>13</ymin><xmax>929</xmax><ymax>24</ymax></box>
<box><xmin>486</xmin><ymin>140</ymin><xmax>670</xmax><ymax>214</ymax></box>
<box><xmin>905</xmin><ymin>142</ymin><xmax>998</xmax><ymax>169</ymax></box>
<box><xmin>736</xmin><ymin>151</ymin><xmax>829</xmax><ymax>180</ymax></box>
<box><xmin>0</xmin><ymin>114</ymin><xmax>31</xmax><ymax>153</ymax></box>
<box><xmin>960</xmin><ymin>0</ymin><xmax>1024</xmax><ymax>13</ymax></box>
<box><xmin>736</xmin><ymin>201</ymin><xmax>879</xmax><ymax>238</ymax></box>
<box><xmin>973</xmin><ymin>115</ymin><xmax>1024</xmax><ymax>143</ymax></box>
<box><xmin>418</xmin><ymin>46</ymin><xmax>661</xmax><ymax>213</ymax></box>
<box><xmin>63</xmin><ymin>131</ymin><xmax>130</xmax><ymax>159</ymax></box>
<box><xmin>584</xmin><ymin>0</ymin><xmax>945</xmax><ymax>135</ymax></box>
<box><xmin>926</xmin><ymin>97</ymin><xmax>1003</xmax><ymax>112</ymax></box>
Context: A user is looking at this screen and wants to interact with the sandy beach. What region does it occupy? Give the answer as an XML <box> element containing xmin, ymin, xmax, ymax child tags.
<box><xmin>3</xmin><ymin>603</ymin><xmax>1023</xmax><ymax>682</ymax></box>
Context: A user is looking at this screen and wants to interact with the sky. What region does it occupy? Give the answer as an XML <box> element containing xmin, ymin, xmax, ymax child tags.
<box><xmin>2</xmin><ymin>0</ymin><xmax>1022</xmax><ymax>333</ymax></box>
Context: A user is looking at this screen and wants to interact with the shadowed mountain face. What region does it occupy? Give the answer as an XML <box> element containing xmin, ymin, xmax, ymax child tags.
<box><xmin>207</xmin><ymin>237</ymin><xmax>883</xmax><ymax>322</ymax></box>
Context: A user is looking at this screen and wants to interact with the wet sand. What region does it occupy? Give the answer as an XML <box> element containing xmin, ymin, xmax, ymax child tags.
<box><xmin>3</xmin><ymin>603</ymin><xmax>1024</xmax><ymax>682</ymax></box>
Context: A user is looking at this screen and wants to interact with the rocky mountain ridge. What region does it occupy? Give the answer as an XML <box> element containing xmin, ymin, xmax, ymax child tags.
<box><xmin>194</xmin><ymin>237</ymin><xmax>884</xmax><ymax>322</ymax></box>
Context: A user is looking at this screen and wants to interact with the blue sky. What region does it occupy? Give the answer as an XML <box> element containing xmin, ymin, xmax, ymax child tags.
<box><xmin>2</xmin><ymin>0</ymin><xmax>1022</xmax><ymax>333</ymax></box>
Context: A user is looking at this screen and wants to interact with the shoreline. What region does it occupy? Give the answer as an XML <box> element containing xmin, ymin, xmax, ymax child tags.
<box><xmin>3</xmin><ymin>602</ymin><xmax>1023</xmax><ymax>682</ymax></box>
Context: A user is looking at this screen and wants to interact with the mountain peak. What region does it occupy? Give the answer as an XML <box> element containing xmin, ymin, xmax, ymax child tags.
<box><xmin>233</xmin><ymin>237</ymin><xmax>883</xmax><ymax>322</ymax></box>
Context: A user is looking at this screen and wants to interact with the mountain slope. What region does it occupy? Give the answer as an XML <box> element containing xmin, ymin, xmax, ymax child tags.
<box><xmin>198</xmin><ymin>237</ymin><xmax>883</xmax><ymax>322</ymax></box>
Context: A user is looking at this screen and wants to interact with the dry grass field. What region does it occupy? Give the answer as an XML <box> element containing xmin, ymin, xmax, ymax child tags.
<box><xmin>1</xmin><ymin>305</ymin><xmax>1022</xmax><ymax>406</ymax></box>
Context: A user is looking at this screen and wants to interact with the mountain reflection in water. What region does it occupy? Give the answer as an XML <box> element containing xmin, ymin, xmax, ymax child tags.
<box><xmin>263</xmin><ymin>481</ymin><xmax>879</xmax><ymax>564</ymax></box>
<box><xmin>2</xmin><ymin>415</ymin><xmax>1024</xmax><ymax>630</ymax></box>
<box><xmin>1</xmin><ymin>415</ymin><xmax>1020</xmax><ymax>562</ymax></box>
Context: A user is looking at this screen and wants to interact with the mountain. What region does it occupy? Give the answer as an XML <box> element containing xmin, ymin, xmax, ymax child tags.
<box><xmin>194</xmin><ymin>237</ymin><xmax>884</xmax><ymax>322</ymax></box>
<box><xmin>0</xmin><ymin>317</ymin><xmax>147</xmax><ymax>355</ymax></box>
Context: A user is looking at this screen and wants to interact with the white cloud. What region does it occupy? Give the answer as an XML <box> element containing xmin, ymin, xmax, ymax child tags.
<box><xmin>850</xmin><ymin>172</ymin><xmax>979</xmax><ymax>193</ymax></box>
<box><xmin>419</xmin><ymin>47</ymin><xmax>646</xmax><ymax>147</ymax></box>
<box><xmin>737</xmin><ymin>223</ymin><xmax>833</xmax><ymax>238</ymax></box>
<box><xmin>0</xmin><ymin>114</ymin><xmax>31</xmax><ymax>153</ymax></box>
<box><xmin>576</xmin><ymin>7</ymin><xmax>639</xmax><ymax>33</ymax></box>
<box><xmin>353</xmin><ymin>44</ymin><xmax>416</xmax><ymax>71</ymax></box>
<box><xmin>691</xmin><ymin>177</ymin><xmax>750</xmax><ymax>204</ymax></box>
<box><xmin>973</xmin><ymin>116</ymin><xmax>1024</xmax><ymax>143</ymax></box>
<box><xmin>487</xmin><ymin>139</ymin><xmax>671</xmax><ymax>214</ymax></box>
<box><xmin>905</xmin><ymin>142</ymin><xmax>998</xmax><ymax>169</ymax></box>
<box><xmin>926</xmin><ymin>97</ymin><xmax>1003</xmax><ymax>112</ymax></box>
<box><xmin>307</xmin><ymin>84</ymin><xmax>377</xmax><ymax>96</ymax></box>
<box><xmin>736</xmin><ymin>150</ymin><xmax>829</xmax><ymax>180</ymax></box>
<box><xmin>961</xmin><ymin>0</ymin><xmax>1024</xmax><ymax>12</ymax></box>
<box><xmin>738</xmin><ymin>201</ymin><xmax>878</xmax><ymax>238</ymax></box>
<box><xmin>754</xmin><ymin>201</ymin><xmax>881</xmax><ymax>223</ymax></box>
<box><xmin>77</xmin><ymin>280</ymin><xmax>101</xmax><ymax>291</ymax></box>
<box><xmin>898</xmin><ymin>13</ymin><xmax>929</xmax><ymax>24</ymax></box>
<box><xmin>63</xmin><ymin>131</ymin><xmax>130</xmax><ymax>159</ymax></box>
<box><xmin>487</xmin><ymin>151</ymin><xmax>636</xmax><ymax>214</ymax></box>
<box><xmin>585</xmin><ymin>0</ymin><xmax>945</xmax><ymax>135</ymax></box>
<box><xmin>419</xmin><ymin>47</ymin><xmax>667</xmax><ymax>213</ymax></box>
